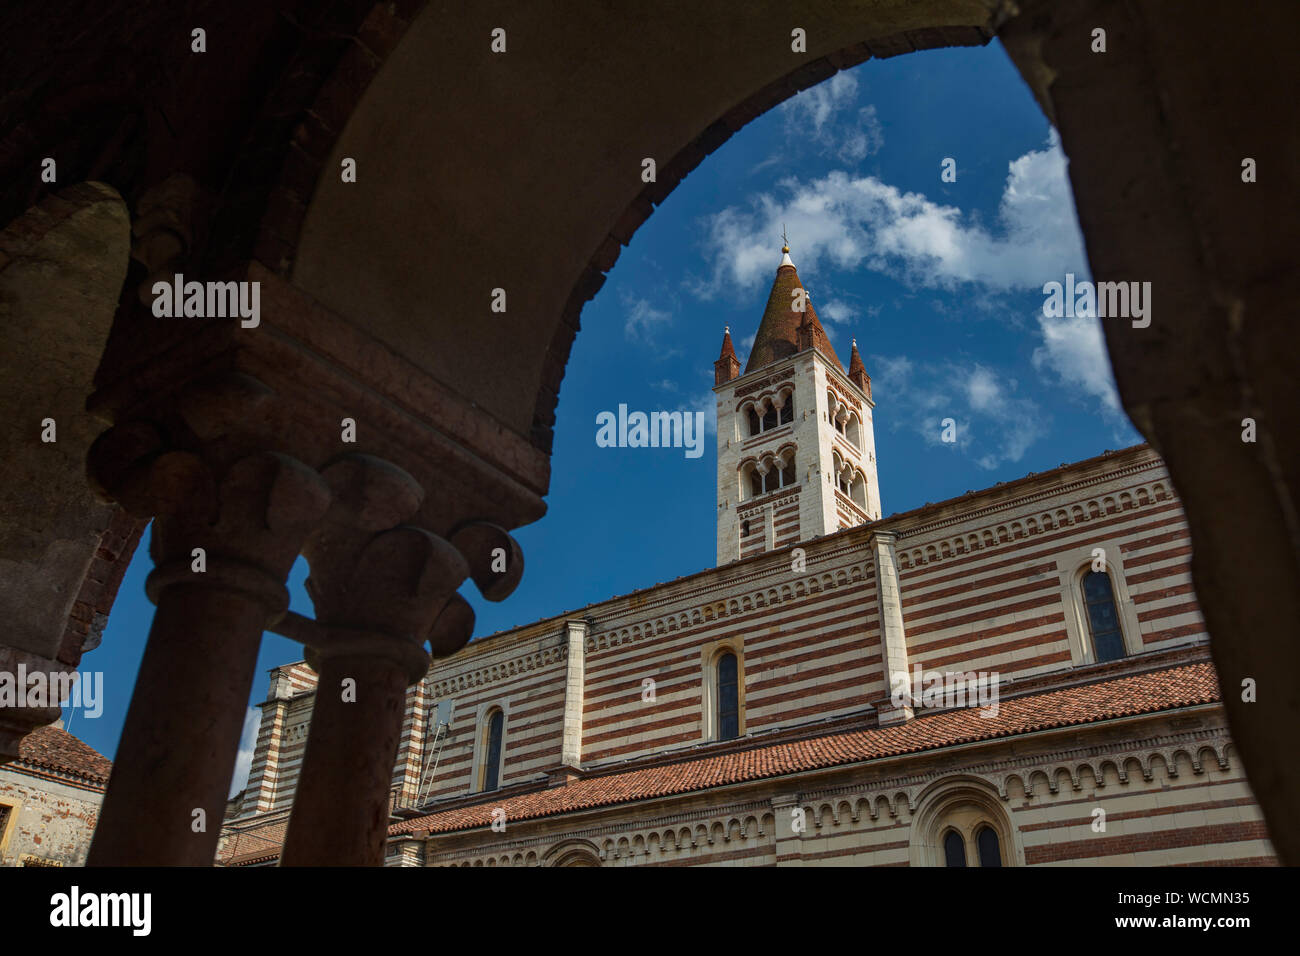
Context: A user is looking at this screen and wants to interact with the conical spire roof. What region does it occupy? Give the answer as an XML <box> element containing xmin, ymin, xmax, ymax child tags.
<box><xmin>847</xmin><ymin>336</ymin><xmax>872</xmax><ymax>398</ymax></box>
<box><xmin>848</xmin><ymin>338</ymin><xmax>866</xmax><ymax>379</ymax></box>
<box><xmin>717</xmin><ymin>325</ymin><xmax>737</xmax><ymax>362</ymax></box>
<box><xmin>744</xmin><ymin>247</ymin><xmax>842</xmax><ymax>373</ymax></box>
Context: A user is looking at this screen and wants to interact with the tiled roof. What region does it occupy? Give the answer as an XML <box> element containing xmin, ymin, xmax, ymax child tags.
<box><xmin>392</xmin><ymin>661</ymin><xmax>1219</xmax><ymax>836</ymax></box>
<box><xmin>218</xmin><ymin>819</ymin><xmax>288</xmax><ymax>866</ymax></box>
<box><xmin>13</xmin><ymin>725</ymin><xmax>112</xmax><ymax>786</ymax></box>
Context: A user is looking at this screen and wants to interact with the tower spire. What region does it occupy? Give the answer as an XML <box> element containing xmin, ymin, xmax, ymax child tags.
<box><xmin>714</xmin><ymin>325</ymin><xmax>740</xmax><ymax>386</ymax></box>
<box><xmin>848</xmin><ymin>337</ymin><xmax>871</xmax><ymax>398</ymax></box>
<box><xmin>744</xmin><ymin>243</ymin><xmax>839</xmax><ymax>373</ymax></box>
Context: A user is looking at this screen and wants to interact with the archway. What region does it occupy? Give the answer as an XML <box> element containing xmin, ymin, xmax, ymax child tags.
<box><xmin>0</xmin><ymin>0</ymin><xmax>1292</xmax><ymax>864</ymax></box>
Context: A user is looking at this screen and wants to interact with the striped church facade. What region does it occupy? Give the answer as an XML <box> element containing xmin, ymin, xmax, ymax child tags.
<box><xmin>219</xmin><ymin>443</ymin><xmax>1276</xmax><ymax>867</ymax></box>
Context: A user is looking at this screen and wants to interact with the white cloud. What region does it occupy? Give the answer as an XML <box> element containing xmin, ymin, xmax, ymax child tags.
<box><xmin>695</xmin><ymin>132</ymin><xmax>1085</xmax><ymax>297</ymax></box>
<box><xmin>871</xmin><ymin>355</ymin><xmax>1049</xmax><ymax>470</ymax></box>
<box><xmin>780</xmin><ymin>72</ymin><xmax>858</xmax><ymax>137</ymax></box>
<box><xmin>837</xmin><ymin>107</ymin><xmax>885</xmax><ymax>164</ymax></box>
<box><xmin>623</xmin><ymin>295</ymin><xmax>673</xmax><ymax>342</ymax></box>
<box><xmin>778</xmin><ymin>73</ymin><xmax>884</xmax><ymax>166</ymax></box>
<box><xmin>229</xmin><ymin>706</ymin><xmax>261</xmax><ymax>799</ymax></box>
<box><xmin>649</xmin><ymin>378</ymin><xmax>718</xmax><ymax>438</ymax></box>
<box><xmin>686</xmin><ymin>391</ymin><xmax>718</xmax><ymax>437</ymax></box>
<box><xmin>818</xmin><ymin>298</ymin><xmax>858</xmax><ymax>325</ymax></box>
<box><xmin>1032</xmin><ymin>310</ymin><xmax>1122</xmax><ymax>414</ymax></box>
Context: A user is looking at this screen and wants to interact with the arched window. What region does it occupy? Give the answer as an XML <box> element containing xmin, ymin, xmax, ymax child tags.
<box><xmin>850</xmin><ymin>471</ymin><xmax>867</xmax><ymax>508</ymax></box>
<box><xmin>976</xmin><ymin>826</ymin><xmax>1002</xmax><ymax>867</ymax></box>
<box><xmin>746</xmin><ymin>407</ymin><xmax>761</xmax><ymax>437</ymax></box>
<box><xmin>1082</xmin><ymin>570</ymin><xmax>1126</xmax><ymax>662</ymax></box>
<box><xmin>717</xmin><ymin>652</ymin><xmax>739</xmax><ymax>741</ymax></box>
<box><xmin>749</xmin><ymin>469</ymin><xmax>763</xmax><ymax>499</ymax></box>
<box><xmin>912</xmin><ymin>780</ymin><xmax>1018</xmax><ymax>867</ymax></box>
<box><xmin>943</xmin><ymin>830</ymin><xmax>966</xmax><ymax>867</ymax></box>
<box><xmin>761</xmin><ymin>403</ymin><xmax>777</xmax><ymax>431</ymax></box>
<box><xmin>780</xmin><ymin>393</ymin><xmax>794</xmax><ymax>425</ymax></box>
<box><xmin>482</xmin><ymin>709</ymin><xmax>504</xmax><ymax>791</ymax></box>
<box><xmin>845</xmin><ymin>413</ymin><xmax>862</xmax><ymax>447</ymax></box>
<box><xmin>781</xmin><ymin>459</ymin><xmax>796</xmax><ymax>487</ymax></box>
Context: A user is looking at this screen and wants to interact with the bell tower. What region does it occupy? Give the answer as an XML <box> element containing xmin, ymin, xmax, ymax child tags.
<box><xmin>713</xmin><ymin>245</ymin><xmax>881</xmax><ymax>565</ymax></box>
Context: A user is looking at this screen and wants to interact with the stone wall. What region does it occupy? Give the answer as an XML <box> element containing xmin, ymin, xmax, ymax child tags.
<box><xmin>0</xmin><ymin>768</ymin><xmax>103</xmax><ymax>867</ymax></box>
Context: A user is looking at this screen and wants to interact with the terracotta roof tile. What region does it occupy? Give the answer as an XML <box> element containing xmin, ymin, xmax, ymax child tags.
<box><xmin>13</xmin><ymin>725</ymin><xmax>112</xmax><ymax>786</ymax></box>
<box><xmin>392</xmin><ymin>662</ymin><xmax>1219</xmax><ymax>836</ymax></box>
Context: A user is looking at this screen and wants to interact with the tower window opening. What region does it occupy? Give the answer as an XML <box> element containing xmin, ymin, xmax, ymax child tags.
<box><xmin>780</xmin><ymin>395</ymin><xmax>794</xmax><ymax>425</ymax></box>
<box><xmin>762</xmin><ymin>404</ymin><xmax>778</xmax><ymax>431</ymax></box>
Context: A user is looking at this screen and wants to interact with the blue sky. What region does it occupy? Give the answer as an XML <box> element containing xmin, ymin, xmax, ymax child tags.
<box><xmin>68</xmin><ymin>43</ymin><xmax>1139</xmax><ymax>794</ymax></box>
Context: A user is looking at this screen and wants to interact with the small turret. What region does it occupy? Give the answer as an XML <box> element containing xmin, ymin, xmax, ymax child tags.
<box><xmin>714</xmin><ymin>326</ymin><xmax>740</xmax><ymax>386</ymax></box>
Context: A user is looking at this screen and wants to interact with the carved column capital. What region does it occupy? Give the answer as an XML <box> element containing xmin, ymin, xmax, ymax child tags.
<box><xmin>301</xmin><ymin>455</ymin><xmax>460</xmax><ymax>683</ymax></box>
<box><xmin>88</xmin><ymin>423</ymin><xmax>331</xmax><ymax>622</ymax></box>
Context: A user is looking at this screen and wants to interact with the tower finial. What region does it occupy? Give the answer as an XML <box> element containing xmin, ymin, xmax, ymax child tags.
<box><xmin>781</xmin><ymin>223</ymin><xmax>789</xmax><ymax>254</ymax></box>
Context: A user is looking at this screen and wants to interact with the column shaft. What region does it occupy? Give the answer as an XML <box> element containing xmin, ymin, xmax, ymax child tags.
<box><xmin>280</xmin><ymin>655</ymin><xmax>408</xmax><ymax>865</ymax></box>
<box><xmin>87</xmin><ymin>586</ymin><xmax>267</xmax><ymax>865</ymax></box>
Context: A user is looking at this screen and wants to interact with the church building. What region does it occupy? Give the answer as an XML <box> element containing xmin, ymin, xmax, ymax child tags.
<box><xmin>219</xmin><ymin>248</ymin><xmax>1275</xmax><ymax>868</ymax></box>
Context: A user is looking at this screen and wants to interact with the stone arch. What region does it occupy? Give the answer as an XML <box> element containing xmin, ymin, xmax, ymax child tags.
<box><xmin>1025</xmin><ymin>770</ymin><xmax>1051</xmax><ymax>798</ymax></box>
<box><xmin>543</xmin><ymin>838</ymin><xmax>603</xmax><ymax>867</ymax></box>
<box><xmin>1076</xmin><ymin>762</ymin><xmax>1102</xmax><ymax>790</ymax></box>
<box><xmin>1003</xmin><ymin>774</ymin><xmax>1027</xmax><ymax>801</ymax></box>
<box><xmin>1</xmin><ymin>0</ymin><xmax>1295</xmax><ymax>867</ymax></box>
<box><xmin>909</xmin><ymin>776</ymin><xmax>1022</xmax><ymax>867</ymax></box>
<box><xmin>873</xmin><ymin>794</ymin><xmax>894</xmax><ymax>820</ymax></box>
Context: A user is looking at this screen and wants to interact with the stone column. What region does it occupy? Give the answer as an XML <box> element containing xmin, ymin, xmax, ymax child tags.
<box><xmin>280</xmin><ymin>456</ymin><xmax>523</xmax><ymax>865</ymax></box>
<box><xmin>561</xmin><ymin>620</ymin><xmax>588</xmax><ymax>768</ymax></box>
<box><xmin>279</xmin><ymin>455</ymin><xmax>455</xmax><ymax>866</ymax></box>
<box><xmin>86</xmin><ymin>432</ymin><xmax>330</xmax><ymax>865</ymax></box>
<box><xmin>869</xmin><ymin>531</ymin><xmax>913</xmax><ymax>725</ymax></box>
